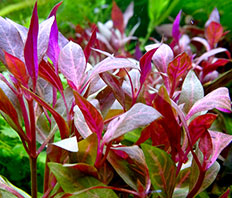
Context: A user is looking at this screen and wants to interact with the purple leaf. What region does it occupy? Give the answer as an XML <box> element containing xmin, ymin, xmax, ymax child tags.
<box><xmin>207</xmin><ymin>130</ymin><xmax>232</xmax><ymax>169</ymax></box>
<box><xmin>47</xmin><ymin>2</ymin><xmax>63</xmax><ymax>71</ymax></box>
<box><xmin>139</xmin><ymin>47</ymin><xmax>159</xmax><ymax>86</ymax></box>
<box><xmin>0</xmin><ymin>17</ymin><xmax>24</xmax><ymax>64</ymax></box>
<box><xmin>186</xmin><ymin>87</ymin><xmax>231</xmax><ymax>120</ymax></box>
<box><xmin>87</xmin><ymin>57</ymin><xmax>138</xmax><ymax>84</ymax></box>
<box><xmin>151</xmin><ymin>43</ymin><xmax>174</xmax><ymax>74</ymax></box>
<box><xmin>24</xmin><ymin>2</ymin><xmax>39</xmax><ymax>91</ymax></box>
<box><xmin>38</xmin><ymin>17</ymin><xmax>55</xmax><ymax>63</ymax></box>
<box><xmin>172</xmin><ymin>10</ymin><xmax>182</xmax><ymax>42</ymax></box>
<box><xmin>58</xmin><ymin>41</ymin><xmax>86</xmax><ymax>90</ymax></box>
<box><xmin>179</xmin><ymin>70</ymin><xmax>204</xmax><ymax>114</ymax></box>
<box><xmin>103</xmin><ymin>103</ymin><xmax>161</xmax><ymax>143</ymax></box>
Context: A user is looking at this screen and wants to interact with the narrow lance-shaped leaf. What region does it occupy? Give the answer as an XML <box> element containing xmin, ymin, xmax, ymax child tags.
<box><xmin>22</xmin><ymin>86</ymin><xmax>69</xmax><ymax>139</ymax></box>
<box><xmin>112</xmin><ymin>1</ymin><xmax>124</xmax><ymax>34</ymax></box>
<box><xmin>186</xmin><ymin>87</ymin><xmax>231</xmax><ymax>120</ymax></box>
<box><xmin>47</xmin><ymin>2</ymin><xmax>63</xmax><ymax>71</ymax></box>
<box><xmin>24</xmin><ymin>1</ymin><xmax>39</xmax><ymax>91</ymax></box>
<box><xmin>179</xmin><ymin>70</ymin><xmax>204</xmax><ymax>114</ymax></box>
<box><xmin>139</xmin><ymin>47</ymin><xmax>159</xmax><ymax>86</ymax></box>
<box><xmin>172</xmin><ymin>10</ymin><xmax>182</xmax><ymax>42</ymax></box>
<box><xmin>73</xmin><ymin>91</ymin><xmax>104</xmax><ymax>138</ymax></box>
<box><xmin>167</xmin><ymin>52</ymin><xmax>191</xmax><ymax>96</ymax></box>
<box><xmin>84</xmin><ymin>26</ymin><xmax>97</xmax><ymax>63</ymax></box>
<box><xmin>4</xmin><ymin>51</ymin><xmax>29</xmax><ymax>87</ymax></box>
<box><xmin>123</xmin><ymin>2</ymin><xmax>134</xmax><ymax>28</ymax></box>
<box><xmin>103</xmin><ymin>103</ymin><xmax>161</xmax><ymax>143</ymax></box>
<box><xmin>142</xmin><ymin>144</ymin><xmax>176</xmax><ymax>198</ymax></box>
<box><xmin>58</xmin><ymin>41</ymin><xmax>86</xmax><ymax>90</ymax></box>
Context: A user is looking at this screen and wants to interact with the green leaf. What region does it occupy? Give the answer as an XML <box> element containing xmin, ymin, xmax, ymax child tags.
<box><xmin>75</xmin><ymin>133</ymin><xmax>98</xmax><ymax>166</ymax></box>
<box><xmin>179</xmin><ymin>70</ymin><xmax>204</xmax><ymax>114</ymax></box>
<box><xmin>48</xmin><ymin>162</ymin><xmax>118</xmax><ymax>198</ymax></box>
<box><xmin>141</xmin><ymin>144</ymin><xmax>176</xmax><ymax>198</ymax></box>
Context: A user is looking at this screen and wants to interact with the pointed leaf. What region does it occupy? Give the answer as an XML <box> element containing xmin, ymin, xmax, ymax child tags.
<box><xmin>48</xmin><ymin>162</ymin><xmax>118</xmax><ymax>197</ymax></box>
<box><xmin>142</xmin><ymin>144</ymin><xmax>176</xmax><ymax>198</ymax></box>
<box><xmin>203</xmin><ymin>58</ymin><xmax>230</xmax><ymax>76</ymax></box>
<box><xmin>205</xmin><ymin>8</ymin><xmax>220</xmax><ymax>27</ymax></box>
<box><xmin>140</xmin><ymin>47</ymin><xmax>159</xmax><ymax>85</ymax></box>
<box><xmin>103</xmin><ymin>103</ymin><xmax>161</xmax><ymax>143</ymax></box>
<box><xmin>87</xmin><ymin>57</ymin><xmax>138</xmax><ymax>84</ymax></box>
<box><xmin>24</xmin><ymin>2</ymin><xmax>39</xmax><ymax>91</ymax></box>
<box><xmin>205</xmin><ymin>21</ymin><xmax>223</xmax><ymax>48</ymax></box>
<box><xmin>74</xmin><ymin>91</ymin><xmax>104</xmax><ymax>137</ymax></box>
<box><xmin>4</xmin><ymin>51</ymin><xmax>29</xmax><ymax>86</ymax></box>
<box><xmin>76</xmin><ymin>133</ymin><xmax>98</xmax><ymax>166</ymax></box>
<box><xmin>167</xmin><ymin>52</ymin><xmax>191</xmax><ymax>95</ymax></box>
<box><xmin>0</xmin><ymin>17</ymin><xmax>24</xmax><ymax>64</ymax></box>
<box><xmin>0</xmin><ymin>87</ymin><xmax>20</xmax><ymax>128</ymax></box>
<box><xmin>53</xmin><ymin>137</ymin><xmax>78</xmax><ymax>152</ymax></box>
<box><xmin>151</xmin><ymin>43</ymin><xmax>174</xmax><ymax>74</ymax></box>
<box><xmin>39</xmin><ymin>60</ymin><xmax>63</xmax><ymax>91</ymax></box>
<box><xmin>179</xmin><ymin>70</ymin><xmax>204</xmax><ymax>113</ymax></box>
<box><xmin>58</xmin><ymin>41</ymin><xmax>86</xmax><ymax>90</ymax></box>
<box><xmin>112</xmin><ymin>1</ymin><xmax>124</xmax><ymax>34</ymax></box>
<box><xmin>172</xmin><ymin>10</ymin><xmax>182</xmax><ymax>42</ymax></box>
<box><xmin>219</xmin><ymin>188</ymin><xmax>230</xmax><ymax>198</ymax></box>
<box><xmin>207</xmin><ymin>130</ymin><xmax>232</xmax><ymax>168</ymax></box>
<box><xmin>186</xmin><ymin>87</ymin><xmax>231</xmax><ymax>120</ymax></box>
<box><xmin>38</xmin><ymin>16</ymin><xmax>55</xmax><ymax>63</ymax></box>
<box><xmin>123</xmin><ymin>2</ymin><xmax>134</xmax><ymax>28</ymax></box>
<box><xmin>22</xmin><ymin>86</ymin><xmax>69</xmax><ymax>139</ymax></box>
<box><xmin>84</xmin><ymin>27</ymin><xmax>97</xmax><ymax>63</ymax></box>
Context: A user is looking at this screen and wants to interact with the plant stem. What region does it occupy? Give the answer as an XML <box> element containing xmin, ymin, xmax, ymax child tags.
<box><xmin>29</xmin><ymin>156</ymin><xmax>38</xmax><ymax>198</ymax></box>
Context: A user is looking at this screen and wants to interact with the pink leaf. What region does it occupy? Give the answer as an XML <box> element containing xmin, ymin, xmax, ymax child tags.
<box><xmin>151</xmin><ymin>44</ymin><xmax>174</xmax><ymax>74</ymax></box>
<box><xmin>123</xmin><ymin>2</ymin><xmax>134</xmax><ymax>28</ymax></box>
<box><xmin>73</xmin><ymin>91</ymin><xmax>104</xmax><ymax>138</ymax></box>
<box><xmin>205</xmin><ymin>8</ymin><xmax>220</xmax><ymax>27</ymax></box>
<box><xmin>103</xmin><ymin>103</ymin><xmax>161</xmax><ymax>143</ymax></box>
<box><xmin>112</xmin><ymin>1</ymin><xmax>124</xmax><ymax>34</ymax></box>
<box><xmin>139</xmin><ymin>47</ymin><xmax>159</xmax><ymax>86</ymax></box>
<box><xmin>207</xmin><ymin>130</ymin><xmax>232</xmax><ymax>169</ymax></box>
<box><xmin>186</xmin><ymin>87</ymin><xmax>231</xmax><ymax>120</ymax></box>
<box><xmin>24</xmin><ymin>1</ymin><xmax>39</xmax><ymax>91</ymax></box>
<box><xmin>58</xmin><ymin>41</ymin><xmax>86</xmax><ymax>90</ymax></box>
<box><xmin>172</xmin><ymin>10</ymin><xmax>182</xmax><ymax>42</ymax></box>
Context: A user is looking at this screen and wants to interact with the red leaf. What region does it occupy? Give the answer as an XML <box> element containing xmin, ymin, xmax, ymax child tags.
<box><xmin>153</xmin><ymin>87</ymin><xmax>182</xmax><ymax>162</ymax></box>
<box><xmin>39</xmin><ymin>60</ymin><xmax>63</xmax><ymax>92</ymax></box>
<box><xmin>73</xmin><ymin>91</ymin><xmax>104</xmax><ymax>138</ymax></box>
<box><xmin>205</xmin><ymin>21</ymin><xmax>223</xmax><ymax>49</ymax></box>
<box><xmin>22</xmin><ymin>86</ymin><xmax>69</xmax><ymax>139</ymax></box>
<box><xmin>199</xmin><ymin>130</ymin><xmax>213</xmax><ymax>169</ymax></box>
<box><xmin>4</xmin><ymin>51</ymin><xmax>29</xmax><ymax>86</ymax></box>
<box><xmin>202</xmin><ymin>58</ymin><xmax>230</xmax><ymax>76</ymax></box>
<box><xmin>112</xmin><ymin>1</ymin><xmax>124</xmax><ymax>34</ymax></box>
<box><xmin>84</xmin><ymin>26</ymin><xmax>97</xmax><ymax>63</ymax></box>
<box><xmin>167</xmin><ymin>52</ymin><xmax>191</xmax><ymax>96</ymax></box>
<box><xmin>188</xmin><ymin>114</ymin><xmax>217</xmax><ymax>146</ymax></box>
<box><xmin>139</xmin><ymin>47</ymin><xmax>159</xmax><ymax>86</ymax></box>
<box><xmin>219</xmin><ymin>188</ymin><xmax>230</xmax><ymax>198</ymax></box>
<box><xmin>0</xmin><ymin>87</ymin><xmax>20</xmax><ymax>128</ymax></box>
<box><xmin>24</xmin><ymin>2</ymin><xmax>39</xmax><ymax>91</ymax></box>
